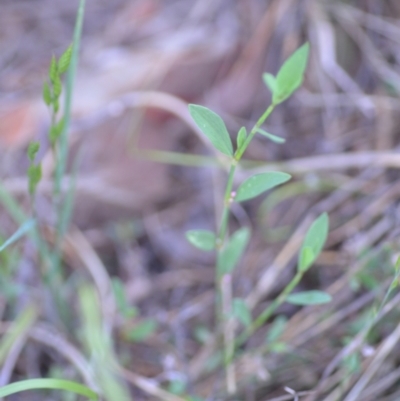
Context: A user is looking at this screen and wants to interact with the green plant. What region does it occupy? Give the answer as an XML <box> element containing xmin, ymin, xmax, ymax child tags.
<box><xmin>0</xmin><ymin>17</ymin><xmax>337</xmax><ymax>401</ymax></box>
<box><xmin>0</xmin><ymin>1</ymin><xmax>100</xmax><ymax>400</ymax></box>
<box><xmin>186</xmin><ymin>43</ymin><xmax>331</xmax><ymax>394</ymax></box>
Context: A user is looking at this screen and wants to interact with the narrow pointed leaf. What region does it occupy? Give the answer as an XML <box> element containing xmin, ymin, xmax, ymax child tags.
<box><xmin>0</xmin><ymin>379</ymin><xmax>98</xmax><ymax>400</ymax></box>
<box><xmin>266</xmin><ymin>316</ymin><xmax>287</xmax><ymax>343</ymax></box>
<box><xmin>233</xmin><ymin>298</ymin><xmax>252</xmax><ymax>328</ymax></box>
<box><xmin>49</xmin><ymin>55</ymin><xmax>58</xmax><ymax>83</ymax></box>
<box><xmin>127</xmin><ymin>319</ymin><xmax>157</xmax><ymax>342</ymax></box>
<box><xmin>27</xmin><ymin>142</ymin><xmax>40</xmax><ymax>162</ymax></box>
<box><xmin>53</xmin><ymin>75</ymin><xmax>62</xmax><ymax>98</ymax></box>
<box><xmin>235</xmin><ymin>172</ymin><xmax>291</xmax><ymax>202</ymax></box>
<box><xmin>28</xmin><ymin>164</ymin><xmax>42</xmax><ymax>196</ymax></box>
<box><xmin>58</xmin><ymin>44</ymin><xmax>73</xmax><ymax>74</ymax></box>
<box><xmin>42</xmin><ymin>82</ymin><xmax>52</xmax><ymax>106</ymax></box>
<box><xmin>299</xmin><ymin>246</ymin><xmax>314</xmax><ymax>273</ymax></box>
<box><xmin>217</xmin><ymin>227</ymin><xmax>250</xmax><ymax>275</ymax></box>
<box><xmin>111</xmin><ymin>278</ymin><xmax>137</xmax><ymax>318</ymax></box>
<box><xmin>186</xmin><ymin>230</ymin><xmax>216</xmax><ymax>251</ymax></box>
<box><xmin>263</xmin><ymin>73</ymin><xmax>277</xmax><ymax>94</ymax></box>
<box><xmin>49</xmin><ymin>117</ymin><xmax>65</xmax><ymax>145</ymax></box>
<box><xmin>286</xmin><ymin>290</ymin><xmax>332</xmax><ymax>305</ymax></box>
<box><xmin>257</xmin><ymin>128</ymin><xmax>286</xmax><ymax>144</ymax></box>
<box><xmin>298</xmin><ymin>212</ymin><xmax>329</xmax><ymax>272</ymax></box>
<box><xmin>0</xmin><ymin>219</ymin><xmax>36</xmax><ymax>253</ymax></box>
<box><xmin>188</xmin><ymin>104</ymin><xmax>233</xmax><ymax>156</ymax></box>
<box><xmin>273</xmin><ymin>43</ymin><xmax>310</xmax><ymax>105</ymax></box>
<box><xmin>236</xmin><ymin>126</ymin><xmax>247</xmax><ymax>150</ymax></box>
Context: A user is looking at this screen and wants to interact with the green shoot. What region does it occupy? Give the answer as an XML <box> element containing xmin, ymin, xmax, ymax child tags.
<box><xmin>186</xmin><ymin>43</ymin><xmax>325</xmax><ymax>393</ymax></box>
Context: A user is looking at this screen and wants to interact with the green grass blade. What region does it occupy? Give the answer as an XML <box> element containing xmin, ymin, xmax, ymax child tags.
<box><xmin>286</xmin><ymin>290</ymin><xmax>332</xmax><ymax>305</ymax></box>
<box><xmin>0</xmin><ymin>306</ymin><xmax>38</xmax><ymax>365</ymax></box>
<box><xmin>0</xmin><ymin>219</ymin><xmax>36</xmax><ymax>252</ymax></box>
<box><xmin>55</xmin><ymin>0</ymin><xmax>85</xmax><ymax>195</ymax></box>
<box><xmin>0</xmin><ymin>183</ymin><xmax>52</xmax><ymax>263</ymax></box>
<box><xmin>0</xmin><ymin>379</ymin><xmax>98</xmax><ymax>399</ymax></box>
<box><xmin>138</xmin><ymin>149</ymin><xmax>220</xmax><ymax>168</ymax></box>
<box><xmin>79</xmin><ymin>285</ymin><xmax>130</xmax><ymax>401</ymax></box>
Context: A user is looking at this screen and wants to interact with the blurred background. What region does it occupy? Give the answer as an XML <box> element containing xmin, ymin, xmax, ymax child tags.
<box><xmin>2</xmin><ymin>0</ymin><xmax>400</xmax><ymax>400</ymax></box>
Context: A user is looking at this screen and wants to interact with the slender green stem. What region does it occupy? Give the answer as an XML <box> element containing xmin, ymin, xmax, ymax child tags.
<box><xmin>55</xmin><ymin>0</ymin><xmax>85</xmax><ymax>197</ymax></box>
<box><xmin>217</xmin><ymin>164</ymin><xmax>237</xmax><ymax>246</ymax></box>
<box><xmin>236</xmin><ymin>270</ymin><xmax>303</xmax><ymax>347</ymax></box>
<box><xmin>215</xmin><ymin>103</ymin><xmax>276</xmax><ymax>394</ymax></box>
<box><xmin>235</xmin><ymin>104</ymin><xmax>275</xmax><ymax>160</ymax></box>
<box><xmin>51</xmin><ymin>0</ymin><xmax>85</xmax><ymax>284</ymax></box>
<box><xmin>215</xmin><ymin>164</ymin><xmax>236</xmax><ymax>327</ymax></box>
<box><xmin>221</xmin><ymin>274</ymin><xmax>236</xmax><ymax>394</ymax></box>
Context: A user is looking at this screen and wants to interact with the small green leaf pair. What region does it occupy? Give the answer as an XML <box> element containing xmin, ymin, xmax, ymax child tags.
<box><xmin>188</xmin><ymin>43</ymin><xmax>309</xmax><ymax>159</ymax></box>
<box><xmin>188</xmin><ymin>106</ymin><xmax>288</xmax><ymax>156</ymax></box>
<box><xmin>263</xmin><ymin>43</ymin><xmax>309</xmax><ymax>105</ymax></box>
<box><xmin>185</xmin><ymin>228</ymin><xmax>251</xmax><ymax>276</ymax></box>
<box><xmin>43</xmin><ymin>44</ymin><xmax>73</xmax><ymax>114</ymax></box>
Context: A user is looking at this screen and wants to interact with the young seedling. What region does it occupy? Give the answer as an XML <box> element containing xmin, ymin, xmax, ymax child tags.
<box><xmin>186</xmin><ymin>43</ymin><xmax>331</xmax><ymax>394</ymax></box>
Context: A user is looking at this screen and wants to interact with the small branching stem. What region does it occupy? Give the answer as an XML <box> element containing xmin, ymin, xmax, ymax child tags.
<box><xmin>215</xmin><ymin>103</ymin><xmax>275</xmax><ymax>394</ymax></box>
<box><xmin>236</xmin><ymin>270</ymin><xmax>303</xmax><ymax>347</ymax></box>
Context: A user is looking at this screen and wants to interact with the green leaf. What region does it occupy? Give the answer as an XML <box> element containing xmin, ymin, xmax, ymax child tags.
<box><xmin>286</xmin><ymin>290</ymin><xmax>332</xmax><ymax>305</ymax></box>
<box><xmin>236</xmin><ymin>127</ymin><xmax>247</xmax><ymax>150</ymax></box>
<box><xmin>186</xmin><ymin>229</ymin><xmax>216</xmax><ymax>251</ymax></box>
<box><xmin>194</xmin><ymin>325</ymin><xmax>211</xmax><ymax>344</ymax></box>
<box><xmin>28</xmin><ymin>164</ymin><xmax>42</xmax><ymax>196</ymax></box>
<box><xmin>0</xmin><ymin>379</ymin><xmax>98</xmax><ymax>400</ymax></box>
<box><xmin>273</xmin><ymin>43</ymin><xmax>310</xmax><ymax>105</ymax></box>
<box><xmin>235</xmin><ymin>172</ymin><xmax>291</xmax><ymax>202</ymax></box>
<box><xmin>188</xmin><ymin>104</ymin><xmax>233</xmax><ymax>156</ymax></box>
<box><xmin>299</xmin><ymin>246</ymin><xmax>314</xmax><ymax>272</ymax></box>
<box><xmin>53</xmin><ymin>98</ymin><xmax>59</xmax><ymax>113</ymax></box>
<box><xmin>168</xmin><ymin>379</ymin><xmax>187</xmax><ymax>395</ymax></box>
<box><xmin>269</xmin><ymin>342</ymin><xmax>288</xmax><ymax>353</ymax></box>
<box><xmin>233</xmin><ymin>298</ymin><xmax>252</xmax><ymax>327</ymax></box>
<box><xmin>0</xmin><ymin>306</ymin><xmax>37</xmax><ymax>365</ymax></box>
<box><xmin>49</xmin><ymin>117</ymin><xmax>65</xmax><ymax>145</ymax></box>
<box><xmin>0</xmin><ymin>219</ymin><xmax>36</xmax><ymax>253</ymax></box>
<box><xmin>111</xmin><ymin>278</ymin><xmax>137</xmax><ymax>319</ymax></box>
<box><xmin>263</xmin><ymin>73</ymin><xmax>277</xmax><ymax>94</ymax></box>
<box><xmin>266</xmin><ymin>315</ymin><xmax>287</xmax><ymax>343</ymax></box>
<box><xmin>53</xmin><ymin>75</ymin><xmax>62</xmax><ymax>98</ymax></box>
<box><xmin>49</xmin><ymin>55</ymin><xmax>58</xmax><ymax>83</ymax></box>
<box><xmin>58</xmin><ymin>44</ymin><xmax>73</xmax><ymax>74</ymax></box>
<box><xmin>43</xmin><ymin>82</ymin><xmax>52</xmax><ymax>106</ymax></box>
<box><xmin>217</xmin><ymin>227</ymin><xmax>250</xmax><ymax>275</ymax></box>
<box><xmin>256</xmin><ymin>128</ymin><xmax>286</xmax><ymax>144</ymax></box>
<box><xmin>298</xmin><ymin>212</ymin><xmax>329</xmax><ymax>272</ymax></box>
<box><xmin>27</xmin><ymin>142</ymin><xmax>40</xmax><ymax>162</ymax></box>
<box><xmin>127</xmin><ymin>319</ymin><xmax>157</xmax><ymax>342</ymax></box>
